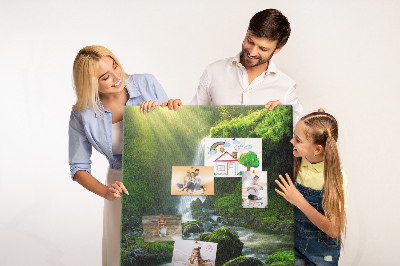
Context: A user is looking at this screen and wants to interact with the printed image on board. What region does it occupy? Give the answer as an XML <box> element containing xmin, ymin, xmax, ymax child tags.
<box><xmin>142</xmin><ymin>214</ymin><xmax>183</xmax><ymax>242</ymax></box>
<box><xmin>171</xmin><ymin>166</ymin><xmax>214</xmax><ymax>195</ymax></box>
<box><xmin>204</xmin><ymin>138</ymin><xmax>262</xmax><ymax>176</ymax></box>
<box><xmin>242</xmin><ymin>171</ymin><xmax>268</xmax><ymax>208</ymax></box>
<box><xmin>121</xmin><ymin>105</ymin><xmax>294</xmax><ymax>265</ymax></box>
<box><xmin>172</xmin><ymin>240</ymin><xmax>217</xmax><ymax>266</ymax></box>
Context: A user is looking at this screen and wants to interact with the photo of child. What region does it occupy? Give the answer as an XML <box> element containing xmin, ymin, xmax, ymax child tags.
<box><xmin>142</xmin><ymin>215</ymin><xmax>183</xmax><ymax>242</ymax></box>
<box><xmin>242</xmin><ymin>171</ymin><xmax>268</xmax><ymax>208</ymax></box>
<box><xmin>171</xmin><ymin>166</ymin><xmax>214</xmax><ymax>195</ymax></box>
<box><xmin>172</xmin><ymin>240</ymin><xmax>217</xmax><ymax>266</ymax></box>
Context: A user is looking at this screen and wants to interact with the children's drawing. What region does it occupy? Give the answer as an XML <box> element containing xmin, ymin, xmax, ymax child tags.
<box><xmin>205</xmin><ymin>138</ymin><xmax>262</xmax><ymax>176</ymax></box>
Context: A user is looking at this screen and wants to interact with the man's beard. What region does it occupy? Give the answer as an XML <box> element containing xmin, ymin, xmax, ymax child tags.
<box><xmin>241</xmin><ymin>46</ymin><xmax>275</xmax><ymax>68</ymax></box>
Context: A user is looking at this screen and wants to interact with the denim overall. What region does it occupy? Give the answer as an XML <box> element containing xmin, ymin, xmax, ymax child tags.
<box><xmin>294</xmin><ymin>182</ymin><xmax>341</xmax><ymax>266</ymax></box>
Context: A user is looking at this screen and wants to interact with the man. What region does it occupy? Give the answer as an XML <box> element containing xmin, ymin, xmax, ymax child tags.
<box><xmin>190</xmin><ymin>9</ymin><xmax>302</xmax><ymax>124</ymax></box>
<box><xmin>194</xmin><ymin>169</ymin><xmax>206</xmax><ymax>194</ymax></box>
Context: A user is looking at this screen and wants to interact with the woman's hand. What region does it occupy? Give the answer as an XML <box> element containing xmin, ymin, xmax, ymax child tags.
<box><xmin>161</xmin><ymin>99</ymin><xmax>182</xmax><ymax>110</ymax></box>
<box><xmin>140</xmin><ymin>100</ymin><xmax>159</xmax><ymax>114</ymax></box>
<box><xmin>264</xmin><ymin>100</ymin><xmax>282</xmax><ymax>110</ymax></box>
<box><xmin>275</xmin><ymin>173</ymin><xmax>306</xmax><ymax>207</ymax></box>
<box><xmin>105</xmin><ymin>181</ymin><xmax>129</xmax><ymax>201</ymax></box>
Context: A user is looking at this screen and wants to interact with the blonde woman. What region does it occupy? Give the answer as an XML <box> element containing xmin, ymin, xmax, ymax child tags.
<box><xmin>69</xmin><ymin>45</ymin><xmax>180</xmax><ymax>265</ymax></box>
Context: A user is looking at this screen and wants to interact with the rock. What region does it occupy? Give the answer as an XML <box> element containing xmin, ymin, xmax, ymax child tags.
<box><xmin>222</xmin><ymin>256</ymin><xmax>264</xmax><ymax>266</ymax></box>
<box><xmin>199</xmin><ymin>227</ymin><xmax>244</xmax><ymax>266</ymax></box>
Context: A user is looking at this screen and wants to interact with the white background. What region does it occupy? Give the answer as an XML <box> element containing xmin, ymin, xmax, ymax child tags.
<box><xmin>1</xmin><ymin>0</ymin><xmax>399</xmax><ymax>265</ymax></box>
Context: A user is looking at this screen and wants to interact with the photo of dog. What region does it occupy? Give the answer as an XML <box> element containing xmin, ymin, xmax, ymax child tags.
<box><xmin>143</xmin><ymin>214</ymin><xmax>182</xmax><ymax>242</ymax></box>
<box><xmin>153</xmin><ymin>215</ymin><xmax>167</xmax><ymax>237</ymax></box>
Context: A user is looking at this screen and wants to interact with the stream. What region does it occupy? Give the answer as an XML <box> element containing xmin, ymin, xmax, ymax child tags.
<box><xmin>179</xmin><ymin>196</ymin><xmax>293</xmax><ymax>262</ymax></box>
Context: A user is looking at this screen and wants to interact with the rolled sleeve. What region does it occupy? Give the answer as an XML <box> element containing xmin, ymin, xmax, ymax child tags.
<box><xmin>284</xmin><ymin>83</ymin><xmax>303</xmax><ymax>126</ymax></box>
<box><xmin>148</xmin><ymin>74</ymin><xmax>170</xmax><ymax>104</ymax></box>
<box><xmin>68</xmin><ymin>110</ymin><xmax>92</xmax><ymax>180</ymax></box>
<box><xmin>189</xmin><ymin>67</ymin><xmax>211</xmax><ymax>105</ymax></box>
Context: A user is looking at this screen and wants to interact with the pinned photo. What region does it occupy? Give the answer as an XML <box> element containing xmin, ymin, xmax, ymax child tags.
<box><xmin>142</xmin><ymin>214</ymin><xmax>183</xmax><ymax>242</ymax></box>
<box><xmin>171</xmin><ymin>166</ymin><xmax>214</xmax><ymax>195</ymax></box>
<box><xmin>172</xmin><ymin>239</ymin><xmax>217</xmax><ymax>266</ymax></box>
<box><xmin>242</xmin><ymin>171</ymin><xmax>268</xmax><ymax>208</ymax></box>
<box><xmin>204</xmin><ymin>138</ymin><xmax>262</xmax><ymax>176</ymax></box>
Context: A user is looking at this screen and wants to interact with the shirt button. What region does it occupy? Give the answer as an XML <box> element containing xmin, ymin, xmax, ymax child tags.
<box><xmin>308</xmin><ymin>172</ymin><xmax>311</xmax><ymax>175</ymax></box>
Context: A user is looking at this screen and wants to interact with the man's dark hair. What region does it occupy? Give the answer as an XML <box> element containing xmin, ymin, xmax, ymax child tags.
<box><xmin>195</xmin><ymin>169</ymin><xmax>199</xmax><ymax>172</ymax></box>
<box><xmin>248</xmin><ymin>9</ymin><xmax>291</xmax><ymax>48</ymax></box>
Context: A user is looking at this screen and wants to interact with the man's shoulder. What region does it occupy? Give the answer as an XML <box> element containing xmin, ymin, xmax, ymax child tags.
<box><xmin>206</xmin><ymin>55</ymin><xmax>237</xmax><ymax>70</ymax></box>
<box><xmin>270</xmin><ymin>61</ymin><xmax>296</xmax><ymax>86</ymax></box>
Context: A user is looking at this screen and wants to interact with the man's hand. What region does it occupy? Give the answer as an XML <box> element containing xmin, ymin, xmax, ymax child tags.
<box><xmin>265</xmin><ymin>100</ymin><xmax>282</xmax><ymax>110</ymax></box>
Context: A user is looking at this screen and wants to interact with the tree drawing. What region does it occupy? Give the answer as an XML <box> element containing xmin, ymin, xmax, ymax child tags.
<box><xmin>238</xmin><ymin>151</ymin><xmax>259</xmax><ymax>171</ymax></box>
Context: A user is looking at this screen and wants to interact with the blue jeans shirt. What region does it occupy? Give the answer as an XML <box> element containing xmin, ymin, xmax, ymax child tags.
<box><xmin>68</xmin><ymin>74</ymin><xmax>169</xmax><ymax>180</ymax></box>
<box><xmin>294</xmin><ymin>182</ymin><xmax>341</xmax><ymax>265</ymax></box>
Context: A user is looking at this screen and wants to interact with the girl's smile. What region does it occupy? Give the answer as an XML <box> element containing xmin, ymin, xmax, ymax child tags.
<box><xmin>290</xmin><ymin>121</ymin><xmax>324</xmax><ymax>163</ymax></box>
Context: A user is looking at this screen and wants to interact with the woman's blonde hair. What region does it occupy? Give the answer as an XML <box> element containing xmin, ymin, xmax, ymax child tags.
<box><xmin>294</xmin><ymin>108</ymin><xmax>346</xmax><ymax>244</ymax></box>
<box><xmin>72</xmin><ymin>45</ymin><xmax>124</xmax><ymax>116</ymax></box>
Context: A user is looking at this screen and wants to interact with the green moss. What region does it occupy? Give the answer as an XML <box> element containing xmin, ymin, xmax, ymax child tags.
<box><xmin>223</xmin><ymin>256</ymin><xmax>265</xmax><ymax>265</ymax></box>
<box><xmin>199</xmin><ymin>227</ymin><xmax>243</xmax><ymax>266</ymax></box>
<box><xmin>265</xmin><ymin>250</ymin><xmax>295</xmax><ymax>266</ymax></box>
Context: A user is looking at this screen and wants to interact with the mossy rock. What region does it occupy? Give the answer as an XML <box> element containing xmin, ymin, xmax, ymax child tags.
<box><xmin>199</xmin><ymin>227</ymin><xmax>243</xmax><ymax>266</ymax></box>
<box><xmin>223</xmin><ymin>256</ymin><xmax>264</xmax><ymax>266</ymax></box>
<box><xmin>191</xmin><ymin>198</ymin><xmax>205</xmax><ymax>220</ymax></box>
<box><xmin>182</xmin><ymin>220</ymin><xmax>204</xmax><ymax>236</ymax></box>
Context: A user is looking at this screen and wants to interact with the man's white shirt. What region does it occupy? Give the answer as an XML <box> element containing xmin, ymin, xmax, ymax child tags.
<box><xmin>190</xmin><ymin>53</ymin><xmax>302</xmax><ymax>125</ymax></box>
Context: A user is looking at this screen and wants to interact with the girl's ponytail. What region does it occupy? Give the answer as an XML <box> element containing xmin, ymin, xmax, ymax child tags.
<box><xmin>323</xmin><ymin>128</ymin><xmax>346</xmax><ymax>245</ymax></box>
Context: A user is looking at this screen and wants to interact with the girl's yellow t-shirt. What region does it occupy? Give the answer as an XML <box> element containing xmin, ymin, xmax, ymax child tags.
<box><xmin>296</xmin><ymin>157</ymin><xmax>348</xmax><ymax>211</ymax></box>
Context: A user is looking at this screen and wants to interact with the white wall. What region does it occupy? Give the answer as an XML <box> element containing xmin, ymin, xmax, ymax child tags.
<box><xmin>1</xmin><ymin>0</ymin><xmax>399</xmax><ymax>265</ymax></box>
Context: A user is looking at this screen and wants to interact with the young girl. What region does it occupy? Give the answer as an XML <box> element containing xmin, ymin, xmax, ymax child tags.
<box><xmin>275</xmin><ymin>108</ymin><xmax>347</xmax><ymax>265</ymax></box>
<box><xmin>178</xmin><ymin>170</ymin><xmax>191</xmax><ymax>191</ymax></box>
<box><xmin>184</xmin><ymin>247</ymin><xmax>208</xmax><ymax>266</ymax></box>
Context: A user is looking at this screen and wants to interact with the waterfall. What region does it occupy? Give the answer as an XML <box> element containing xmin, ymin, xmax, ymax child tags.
<box><xmin>177</xmin><ymin>138</ymin><xmax>208</xmax><ymax>223</ymax></box>
<box><xmin>191</xmin><ymin>137</ymin><xmax>207</xmax><ymax>166</ymax></box>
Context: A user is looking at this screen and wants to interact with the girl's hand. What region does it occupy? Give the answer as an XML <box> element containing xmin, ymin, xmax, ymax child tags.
<box><xmin>161</xmin><ymin>99</ymin><xmax>182</xmax><ymax>110</ymax></box>
<box><xmin>140</xmin><ymin>100</ymin><xmax>159</xmax><ymax>114</ymax></box>
<box><xmin>275</xmin><ymin>173</ymin><xmax>306</xmax><ymax>207</ymax></box>
<box><xmin>105</xmin><ymin>181</ymin><xmax>129</xmax><ymax>201</ymax></box>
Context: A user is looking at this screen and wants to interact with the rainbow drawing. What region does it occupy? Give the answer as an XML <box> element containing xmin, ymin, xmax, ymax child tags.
<box><xmin>210</xmin><ymin>142</ymin><xmax>225</xmax><ymax>151</ymax></box>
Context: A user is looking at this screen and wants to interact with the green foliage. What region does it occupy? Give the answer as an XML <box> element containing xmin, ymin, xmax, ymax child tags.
<box><xmin>121</xmin><ymin>235</ymin><xmax>174</xmax><ymax>265</ymax></box>
<box><xmin>238</xmin><ymin>151</ymin><xmax>259</xmax><ymax>171</ymax></box>
<box><xmin>199</xmin><ymin>227</ymin><xmax>244</xmax><ymax>266</ymax></box>
<box><xmin>191</xmin><ymin>198</ymin><xmax>205</xmax><ymax>220</ymax></box>
<box><xmin>265</xmin><ymin>250</ymin><xmax>295</xmax><ymax>266</ymax></box>
<box><xmin>223</xmin><ymin>256</ymin><xmax>265</xmax><ymax>265</ymax></box>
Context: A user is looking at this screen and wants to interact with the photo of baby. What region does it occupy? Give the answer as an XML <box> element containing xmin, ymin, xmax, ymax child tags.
<box><xmin>171</xmin><ymin>166</ymin><xmax>214</xmax><ymax>195</ymax></box>
<box><xmin>242</xmin><ymin>171</ymin><xmax>268</xmax><ymax>208</ymax></box>
<box><xmin>142</xmin><ymin>214</ymin><xmax>183</xmax><ymax>242</ymax></box>
<box><xmin>172</xmin><ymin>240</ymin><xmax>217</xmax><ymax>266</ymax></box>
